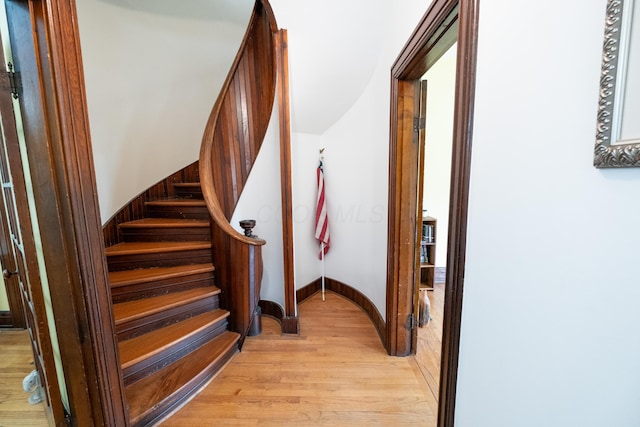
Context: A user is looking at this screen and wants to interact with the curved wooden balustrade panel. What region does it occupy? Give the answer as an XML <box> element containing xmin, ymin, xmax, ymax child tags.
<box><xmin>199</xmin><ymin>0</ymin><xmax>278</xmax><ymax>345</ymax></box>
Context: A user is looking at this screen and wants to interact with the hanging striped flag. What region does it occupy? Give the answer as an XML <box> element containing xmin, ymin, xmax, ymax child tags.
<box><xmin>315</xmin><ymin>160</ymin><xmax>330</xmax><ymax>260</ymax></box>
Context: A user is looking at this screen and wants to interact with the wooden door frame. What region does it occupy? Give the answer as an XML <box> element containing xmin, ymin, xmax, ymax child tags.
<box><xmin>4</xmin><ymin>0</ymin><xmax>128</xmax><ymax>425</ymax></box>
<box><xmin>385</xmin><ymin>0</ymin><xmax>479</xmax><ymax>426</ymax></box>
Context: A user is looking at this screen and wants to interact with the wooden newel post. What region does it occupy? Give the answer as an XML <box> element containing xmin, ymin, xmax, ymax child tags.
<box><xmin>240</xmin><ymin>220</ymin><xmax>262</xmax><ymax>337</ymax></box>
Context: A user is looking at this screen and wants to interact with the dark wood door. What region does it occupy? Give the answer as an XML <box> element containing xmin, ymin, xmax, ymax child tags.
<box><xmin>0</xmin><ymin>3</ymin><xmax>66</xmax><ymax>423</ymax></box>
<box><xmin>412</xmin><ymin>79</ymin><xmax>428</xmax><ymax>352</ymax></box>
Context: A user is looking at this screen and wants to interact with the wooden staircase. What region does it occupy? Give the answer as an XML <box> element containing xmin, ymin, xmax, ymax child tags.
<box><xmin>104</xmin><ymin>179</ymin><xmax>239</xmax><ymax>426</ymax></box>
<box><xmin>100</xmin><ymin>0</ymin><xmax>280</xmax><ymax>422</ymax></box>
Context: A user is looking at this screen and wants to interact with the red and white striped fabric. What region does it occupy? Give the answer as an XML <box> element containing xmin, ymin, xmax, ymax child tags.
<box><xmin>314</xmin><ymin>161</ymin><xmax>330</xmax><ymax>260</ymax></box>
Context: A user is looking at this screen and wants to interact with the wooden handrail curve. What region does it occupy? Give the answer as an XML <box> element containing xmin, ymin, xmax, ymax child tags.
<box><xmin>199</xmin><ymin>0</ymin><xmax>278</xmax><ymax>344</ymax></box>
<box><xmin>199</xmin><ymin>0</ymin><xmax>277</xmax><ymax>247</ymax></box>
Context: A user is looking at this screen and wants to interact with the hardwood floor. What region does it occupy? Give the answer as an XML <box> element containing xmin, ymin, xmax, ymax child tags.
<box><xmin>163</xmin><ymin>286</ymin><xmax>445</xmax><ymax>426</ymax></box>
<box><xmin>0</xmin><ymin>330</ymin><xmax>48</xmax><ymax>427</ymax></box>
<box><xmin>0</xmin><ymin>284</ymin><xmax>444</xmax><ymax>427</ymax></box>
<box><xmin>415</xmin><ymin>282</ymin><xmax>445</xmax><ymax>406</ymax></box>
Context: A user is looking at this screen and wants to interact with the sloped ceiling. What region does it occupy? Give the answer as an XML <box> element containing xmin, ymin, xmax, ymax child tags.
<box><xmin>269</xmin><ymin>0</ymin><xmax>385</xmax><ymax>135</ymax></box>
<box><xmin>97</xmin><ymin>0</ymin><xmax>384</xmax><ymax>136</ymax></box>
<box><xmin>97</xmin><ymin>0</ymin><xmax>253</xmax><ymax>24</ymax></box>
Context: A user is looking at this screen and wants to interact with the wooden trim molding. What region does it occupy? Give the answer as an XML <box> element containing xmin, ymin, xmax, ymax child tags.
<box><xmin>438</xmin><ymin>2</ymin><xmax>479</xmax><ymax>425</ymax></box>
<box><xmin>275</xmin><ymin>29</ymin><xmax>298</xmax><ymax>333</ymax></box>
<box><xmin>386</xmin><ymin>1</ymin><xmax>479</xmax><ymax>426</ymax></box>
<box><xmin>0</xmin><ymin>311</ymin><xmax>13</xmax><ymax>327</ymax></box>
<box><xmin>296</xmin><ymin>278</ymin><xmax>322</xmax><ymax>304</ymax></box>
<box><xmin>258</xmin><ymin>300</ymin><xmax>299</xmax><ymax>335</ymax></box>
<box><xmin>297</xmin><ymin>278</ymin><xmax>386</xmax><ymax>346</ymax></box>
<box><xmin>259</xmin><ymin>299</ymin><xmax>284</xmax><ymax>324</ymax></box>
<box><xmin>15</xmin><ymin>0</ymin><xmax>129</xmax><ymax>424</ymax></box>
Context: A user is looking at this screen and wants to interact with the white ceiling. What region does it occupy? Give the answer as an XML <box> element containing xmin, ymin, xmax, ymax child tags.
<box><xmin>94</xmin><ymin>0</ymin><xmax>388</xmax><ymax>135</ymax></box>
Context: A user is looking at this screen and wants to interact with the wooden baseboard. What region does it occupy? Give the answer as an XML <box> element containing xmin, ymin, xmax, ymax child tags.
<box><xmin>295</xmin><ymin>278</ymin><xmax>322</xmax><ymax>303</ymax></box>
<box><xmin>264</xmin><ymin>277</ymin><xmax>386</xmax><ymax>342</ymax></box>
<box><xmin>297</xmin><ymin>277</ymin><xmax>386</xmax><ymax>348</ymax></box>
<box><xmin>258</xmin><ymin>300</ymin><xmax>299</xmax><ymax>335</ymax></box>
<box><xmin>0</xmin><ymin>311</ymin><xmax>13</xmax><ymax>327</ymax></box>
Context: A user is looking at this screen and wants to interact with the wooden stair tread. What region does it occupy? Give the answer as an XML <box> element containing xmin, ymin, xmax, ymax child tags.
<box><xmin>105</xmin><ymin>241</ymin><xmax>211</xmax><ymax>256</ymax></box>
<box><xmin>119</xmin><ymin>218</ymin><xmax>209</xmax><ymax>228</ymax></box>
<box><xmin>119</xmin><ymin>310</ymin><xmax>229</xmax><ymax>370</ymax></box>
<box><xmin>126</xmin><ymin>331</ymin><xmax>239</xmax><ymax>425</ymax></box>
<box><xmin>145</xmin><ymin>199</ymin><xmax>206</xmax><ymax>206</ymax></box>
<box><xmin>113</xmin><ymin>288</ymin><xmax>220</xmax><ymax>326</ymax></box>
<box><xmin>109</xmin><ymin>264</ymin><xmax>215</xmax><ymax>288</ymax></box>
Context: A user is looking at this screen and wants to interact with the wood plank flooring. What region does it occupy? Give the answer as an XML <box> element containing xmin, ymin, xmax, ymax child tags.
<box><xmin>415</xmin><ymin>282</ymin><xmax>445</xmax><ymax>408</ymax></box>
<box><xmin>0</xmin><ymin>284</ymin><xmax>444</xmax><ymax>426</ymax></box>
<box><xmin>162</xmin><ymin>285</ymin><xmax>444</xmax><ymax>426</ymax></box>
<box><xmin>0</xmin><ymin>330</ymin><xmax>48</xmax><ymax>427</ymax></box>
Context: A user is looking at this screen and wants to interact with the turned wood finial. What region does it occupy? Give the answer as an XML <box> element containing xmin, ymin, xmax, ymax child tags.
<box><xmin>239</xmin><ymin>219</ymin><xmax>257</xmax><ymax>237</ymax></box>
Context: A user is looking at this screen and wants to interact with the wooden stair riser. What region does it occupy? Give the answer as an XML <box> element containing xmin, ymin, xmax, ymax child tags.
<box><xmin>145</xmin><ymin>203</ymin><xmax>209</xmax><ymax>220</ymax></box>
<box><xmin>111</xmin><ymin>271</ymin><xmax>216</xmax><ymax>303</ymax></box>
<box><xmin>116</xmin><ymin>295</ymin><xmax>220</xmax><ymax>341</ymax></box>
<box><xmin>131</xmin><ymin>347</ymin><xmax>236</xmax><ymax>427</ymax></box>
<box><xmin>172</xmin><ymin>183</ymin><xmax>204</xmax><ymax>199</ymax></box>
<box><xmin>122</xmin><ymin>320</ymin><xmax>228</xmax><ymax>385</ymax></box>
<box><xmin>120</xmin><ymin>225</ymin><xmax>211</xmax><ymax>242</ymax></box>
<box><xmin>102</xmin><ymin>170</ymin><xmax>244</xmax><ymax>423</ymax></box>
<box><xmin>107</xmin><ymin>248</ymin><xmax>213</xmax><ymax>271</ymax></box>
<box><xmin>126</xmin><ymin>332</ymin><xmax>239</xmax><ymax>427</ymax></box>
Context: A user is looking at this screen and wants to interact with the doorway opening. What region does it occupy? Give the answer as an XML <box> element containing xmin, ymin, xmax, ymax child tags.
<box><xmin>385</xmin><ymin>0</ymin><xmax>479</xmax><ymax>426</ymax></box>
<box><xmin>414</xmin><ymin>40</ymin><xmax>458</xmax><ymax>408</ymax></box>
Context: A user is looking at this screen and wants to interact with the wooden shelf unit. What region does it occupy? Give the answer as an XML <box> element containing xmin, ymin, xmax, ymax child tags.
<box><xmin>419</xmin><ymin>216</ymin><xmax>436</xmax><ymax>290</ymax></box>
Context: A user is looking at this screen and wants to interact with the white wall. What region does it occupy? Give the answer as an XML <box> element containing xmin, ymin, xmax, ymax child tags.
<box><xmin>77</xmin><ymin>0</ymin><xmax>253</xmax><ymax>223</ymax></box>
<box><xmin>456</xmin><ymin>0</ymin><xmax>640</xmax><ymax>425</ymax></box>
<box><xmin>271</xmin><ymin>0</ymin><xmax>430</xmax><ymax>315</ymax></box>
<box><xmin>423</xmin><ymin>45</ymin><xmax>456</xmax><ymax>269</ymax></box>
<box><xmin>78</xmin><ymin>0</ymin><xmax>433</xmax><ymax>316</ymax></box>
<box><xmin>230</xmin><ymin>106</ymin><xmax>285</xmax><ymax>306</ymax></box>
<box><xmin>0</xmin><ymin>271</ymin><xmax>8</xmax><ymax>311</ymax></box>
<box><xmin>74</xmin><ymin>1</ymin><xmax>640</xmax><ymax>422</ymax></box>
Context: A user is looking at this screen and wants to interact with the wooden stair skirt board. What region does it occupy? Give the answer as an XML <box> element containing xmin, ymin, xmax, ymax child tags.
<box><xmin>296</xmin><ymin>277</ymin><xmax>386</xmax><ymax>348</ymax></box>
<box><xmin>103</xmin><ymin>176</ymin><xmax>241</xmax><ymax>426</ymax></box>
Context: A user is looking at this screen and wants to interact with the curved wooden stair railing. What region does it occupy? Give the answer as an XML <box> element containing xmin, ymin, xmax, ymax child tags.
<box><xmin>199</xmin><ymin>0</ymin><xmax>278</xmax><ymax>346</ymax></box>
<box><xmin>101</xmin><ymin>1</ymin><xmax>279</xmax><ymax>425</ymax></box>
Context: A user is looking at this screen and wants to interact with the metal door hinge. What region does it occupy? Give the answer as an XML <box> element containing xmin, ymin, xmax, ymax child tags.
<box><xmin>407</xmin><ymin>312</ymin><xmax>417</xmax><ymax>330</ymax></box>
<box><xmin>6</xmin><ymin>62</ymin><xmax>20</xmax><ymax>99</ymax></box>
<box><xmin>413</xmin><ymin>117</ymin><xmax>425</xmax><ymax>132</ymax></box>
